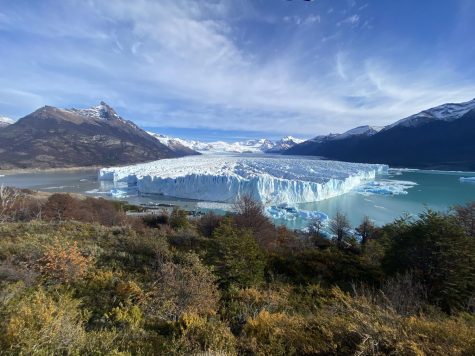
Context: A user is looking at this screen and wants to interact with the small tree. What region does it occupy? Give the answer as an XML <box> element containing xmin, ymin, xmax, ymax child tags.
<box><xmin>308</xmin><ymin>216</ymin><xmax>325</xmax><ymax>237</ymax></box>
<box><xmin>453</xmin><ymin>202</ymin><xmax>475</xmax><ymax>237</ymax></box>
<box><xmin>0</xmin><ymin>185</ymin><xmax>21</xmax><ymax>222</ymax></box>
<box><xmin>233</xmin><ymin>195</ymin><xmax>275</xmax><ymax>249</ymax></box>
<box><xmin>355</xmin><ymin>216</ymin><xmax>376</xmax><ymax>246</ymax></box>
<box><xmin>330</xmin><ymin>211</ymin><xmax>351</xmax><ymax>246</ymax></box>
<box><xmin>196</xmin><ymin>212</ymin><xmax>223</xmax><ymax>238</ymax></box>
<box><xmin>209</xmin><ymin>217</ymin><xmax>266</xmax><ymax>288</ymax></box>
<box><xmin>170</xmin><ymin>208</ymin><xmax>189</xmax><ymax>230</ymax></box>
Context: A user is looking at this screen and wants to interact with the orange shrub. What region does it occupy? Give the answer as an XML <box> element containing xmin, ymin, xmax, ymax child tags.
<box><xmin>38</xmin><ymin>241</ymin><xmax>91</xmax><ymax>283</ymax></box>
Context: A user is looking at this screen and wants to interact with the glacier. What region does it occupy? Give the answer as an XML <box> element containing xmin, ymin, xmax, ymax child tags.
<box><xmin>99</xmin><ymin>156</ymin><xmax>387</xmax><ymax>205</ymax></box>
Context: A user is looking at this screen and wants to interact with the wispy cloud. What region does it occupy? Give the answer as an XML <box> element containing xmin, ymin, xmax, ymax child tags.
<box><xmin>0</xmin><ymin>0</ymin><xmax>473</xmax><ymax>137</ymax></box>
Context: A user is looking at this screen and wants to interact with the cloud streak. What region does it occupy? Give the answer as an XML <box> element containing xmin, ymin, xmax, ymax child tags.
<box><xmin>0</xmin><ymin>0</ymin><xmax>474</xmax><ymax>137</ymax></box>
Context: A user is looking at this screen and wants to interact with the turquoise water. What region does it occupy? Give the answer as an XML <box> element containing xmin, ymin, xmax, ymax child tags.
<box><xmin>1</xmin><ymin>167</ymin><xmax>474</xmax><ymax>230</ymax></box>
<box><xmin>274</xmin><ymin>170</ymin><xmax>475</xmax><ymax>229</ymax></box>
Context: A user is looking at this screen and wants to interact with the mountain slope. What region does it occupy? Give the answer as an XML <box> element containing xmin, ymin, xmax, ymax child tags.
<box><xmin>285</xmin><ymin>99</ymin><xmax>475</xmax><ymax>170</ymax></box>
<box><xmin>0</xmin><ymin>102</ymin><xmax>198</xmax><ymax>169</ymax></box>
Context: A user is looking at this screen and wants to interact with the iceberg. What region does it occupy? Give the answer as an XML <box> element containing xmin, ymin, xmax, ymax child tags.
<box><xmin>107</xmin><ymin>188</ymin><xmax>128</xmax><ymax>198</ymax></box>
<box><xmin>460</xmin><ymin>177</ymin><xmax>475</xmax><ymax>183</ymax></box>
<box><xmin>99</xmin><ymin>156</ymin><xmax>387</xmax><ymax>205</ymax></box>
<box><xmin>355</xmin><ymin>179</ymin><xmax>417</xmax><ymax>196</ymax></box>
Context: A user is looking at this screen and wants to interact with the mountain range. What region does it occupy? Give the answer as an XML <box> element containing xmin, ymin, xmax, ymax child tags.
<box><xmin>284</xmin><ymin>98</ymin><xmax>475</xmax><ymax>170</ymax></box>
<box><xmin>0</xmin><ymin>102</ymin><xmax>198</xmax><ymax>169</ymax></box>
<box><xmin>1</xmin><ymin>98</ymin><xmax>474</xmax><ymax>170</ymax></box>
<box><xmin>149</xmin><ymin>133</ymin><xmax>304</xmax><ymax>154</ymax></box>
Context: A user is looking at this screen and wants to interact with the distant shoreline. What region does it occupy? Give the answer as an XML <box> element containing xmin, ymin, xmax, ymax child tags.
<box><xmin>0</xmin><ymin>166</ymin><xmax>101</xmax><ymax>175</ymax></box>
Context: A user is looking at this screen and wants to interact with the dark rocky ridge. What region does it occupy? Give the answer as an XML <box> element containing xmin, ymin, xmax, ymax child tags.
<box><xmin>285</xmin><ymin>109</ymin><xmax>475</xmax><ymax>171</ymax></box>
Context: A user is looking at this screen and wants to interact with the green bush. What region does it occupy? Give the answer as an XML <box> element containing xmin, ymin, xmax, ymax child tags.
<box><xmin>208</xmin><ymin>217</ymin><xmax>266</xmax><ymax>289</ymax></box>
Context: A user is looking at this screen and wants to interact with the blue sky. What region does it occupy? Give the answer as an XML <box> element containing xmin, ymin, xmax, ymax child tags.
<box><xmin>1</xmin><ymin>0</ymin><xmax>474</xmax><ymax>141</ymax></box>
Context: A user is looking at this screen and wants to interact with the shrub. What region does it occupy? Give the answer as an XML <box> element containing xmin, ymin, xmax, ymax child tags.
<box><xmin>196</xmin><ymin>211</ymin><xmax>224</xmax><ymax>238</ymax></box>
<box><xmin>42</xmin><ymin>194</ymin><xmax>126</xmax><ymax>226</ymax></box>
<box><xmin>142</xmin><ymin>212</ymin><xmax>169</xmax><ymax>228</ymax></box>
<box><xmin>241</xmin><ymin>310</ymin><xmax>329</xmax><ymax>355</ymax></box>
<box><xmin>167</xmin><ymin>312</ymin><xmax>237</xmax><ymax>355</ymax></box>
<box><xmin>145</xmin><ymin>253</ymin><xmax>219</xmax><ymax>323</ymax></box>
<box><xmin>0</xmin><ymin>287</ymin><xmax>87</xmax><ymax>354</ymax></box>
<box><xmin>382</xmin><ymin>211</ymin><xmax>475</xmax><ymax>312</ymax></box>
<box><xmin>170</xmin><ymin>208</ymin><xmax>189</xmax><ymax>230</ymax></box>
<box><xmin>37</xmin><ymin>240</ymin><xmax>91</xmax><ymax>284</ymax></box>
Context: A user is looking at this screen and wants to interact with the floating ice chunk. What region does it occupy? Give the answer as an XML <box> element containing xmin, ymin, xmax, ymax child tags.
<box><xmin>196</xmin><ymin>202</ymin><xmax>233</xmax><ymax>211</ymax></box>
<box><xmin>266</xmin><ymin>205</ymin><xmax>329</xmax><ymax>222</ymax></box>
<box><xmin>43</xmin><ymin>185</ymin><xmax>76</xmax><ymax>190</ymax></box>
<box><xmin>85</xmin><ymin>189</ymin><xmax>108</xmax><ymax>194</ymax></box>
<box><xmin>107</xmin><ymin>188</ymin><xmax>128</xmax><ymax>198</ymax></box>
<box><xmin>460</xmin><ymin>177</ymin><xmax>475</xmax><ymax>183</ymax></box>
<box><xmin>99</xmin><ymin>156</ymin><xmax>387</xmax><ymax>205</ymax></box>
<box><xmin>355</xmin><ymin>180</ymin><xmax>417</xmax><ymax>196</ymax></box>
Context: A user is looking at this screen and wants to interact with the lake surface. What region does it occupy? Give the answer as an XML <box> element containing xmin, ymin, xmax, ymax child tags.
<box><xmin>1</xmin><ymin>161</ymin><xmax>474</xmax><ymax>230</ymax></box>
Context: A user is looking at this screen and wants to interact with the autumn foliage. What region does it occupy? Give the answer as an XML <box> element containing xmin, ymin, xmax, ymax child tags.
<box><xmin>0</xmin><ymin>192</ymin><xmax>474</xmax><ymax>355</ymax></box>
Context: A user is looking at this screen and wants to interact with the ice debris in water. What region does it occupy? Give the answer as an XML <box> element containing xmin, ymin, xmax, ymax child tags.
<box><xmin>107</xmin><ymin>188</ymin><xmax>128</xmax><ymax>198</ymax></box>
<box><xmin>266</xmin><ymin>205</ymin><xmax>329</xmax><ymax>222</ymax></box>
<box><xmin>355</xmin><ymin>179</ymin><xmax>417</xmax><ymax>196</ymax></box>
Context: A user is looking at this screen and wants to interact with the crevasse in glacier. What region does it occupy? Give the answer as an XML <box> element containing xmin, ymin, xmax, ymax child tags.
<box><xmin>99</xmin><ymin>156</ymin><xmax>388</xmax><ymax>205</ymax></box>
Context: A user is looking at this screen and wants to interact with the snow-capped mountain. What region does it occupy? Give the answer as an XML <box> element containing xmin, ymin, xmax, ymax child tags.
<box><xmin>285</xmin><ymin>97</ymin><xmax>475</xmax><ymax>170</ymax></box>
<box><xmin>383</xmin><ymin>98</ymin><xmax>475</xmax><ymax>130</ymax></box>
<box><xmin>311</xmin><ymin>125</ymin><xmax>383</xmax><ymax>143</ymax></box>
<box><xmin>266</xmin><ymin>136</ymin><xmax>306</xmax><ymax>153</ymax></box>
<box><xmin>0</xmin><ymin>116</ymin><xmax>14</xmax><ymax>128</ymax></box>
<box><xmin>0</xmin><ymin>103</ymin><xmax>198</xmax><ymax>169</ymax></box>
<box><xmin>148</xmin><ymin>133</ymin><xmax>304</xmax><ymax>154</ymax></box>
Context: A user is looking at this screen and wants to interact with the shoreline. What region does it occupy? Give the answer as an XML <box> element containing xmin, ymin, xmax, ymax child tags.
<box><xmin>0</xmin><ymin>166</ymin><xmax>102</xmax><ymax>175</ymax></box>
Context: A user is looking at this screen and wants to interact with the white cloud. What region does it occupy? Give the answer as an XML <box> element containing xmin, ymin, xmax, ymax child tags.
<box><xmin>0</xmin><ymin>0</ymin><xmax>473</xmax><ymax>137</ymax></box>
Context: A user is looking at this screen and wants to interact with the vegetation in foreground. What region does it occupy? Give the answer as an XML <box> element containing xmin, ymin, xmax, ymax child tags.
<box><xmin>0</xmin><ymin>188</ymin><xmax>474</xmax><ymax>355</ymax></box>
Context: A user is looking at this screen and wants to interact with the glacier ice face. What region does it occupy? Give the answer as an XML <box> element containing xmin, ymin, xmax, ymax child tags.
<box><xmin>99</xmin><ymin>156</ymin><xmax>388</xmax><ymax>205</ymax></box>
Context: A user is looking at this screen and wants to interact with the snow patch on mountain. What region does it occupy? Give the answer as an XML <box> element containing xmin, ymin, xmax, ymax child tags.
<box><xmin>0</xmin><ymin>116</ymin><xmax>14</xmax><ymax>127</ymax></box>
<box><xmin>67</xmin><ymin>102</ymin><xmax>140</xmax><ymax>130</ymax></box>
<box><xmin>310</xmin><ymin>125</ymin><xmax>383</xmax><ymax>143</ymax></box>
<box><xmin>99</xmin><ymin>155</ymin><xmax>387</xmax><ymax>205</ymax></box>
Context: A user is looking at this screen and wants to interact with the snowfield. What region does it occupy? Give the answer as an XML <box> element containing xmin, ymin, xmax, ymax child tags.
<box><xmin>99</xmin><ymin>156</ymin><xmax>387</xmax><ymax>205</ymax></box>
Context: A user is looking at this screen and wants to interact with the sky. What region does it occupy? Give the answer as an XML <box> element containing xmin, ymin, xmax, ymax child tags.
<box><xmin>0</xmin><ymin>0</ymin><xmax>474</xmax><ymax>141</ymax></box>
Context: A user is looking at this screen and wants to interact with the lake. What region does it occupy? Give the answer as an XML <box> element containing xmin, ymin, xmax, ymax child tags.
<box><xmin>1</xmin><ymin>161</ymin><xmax>474</xmax><ymax>230</ymax></box>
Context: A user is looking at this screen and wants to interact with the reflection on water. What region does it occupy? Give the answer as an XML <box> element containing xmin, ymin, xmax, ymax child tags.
<box><xmin>0</xmin><ymin>167</ymin><xmax>474</xmax><ymax>230</ymax></box>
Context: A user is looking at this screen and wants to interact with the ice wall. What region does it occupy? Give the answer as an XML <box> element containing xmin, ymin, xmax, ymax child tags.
<box><xmin>99</xmin><ymin>156</ymin><xmax>387</xmax><ymax>205</ymax></box>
